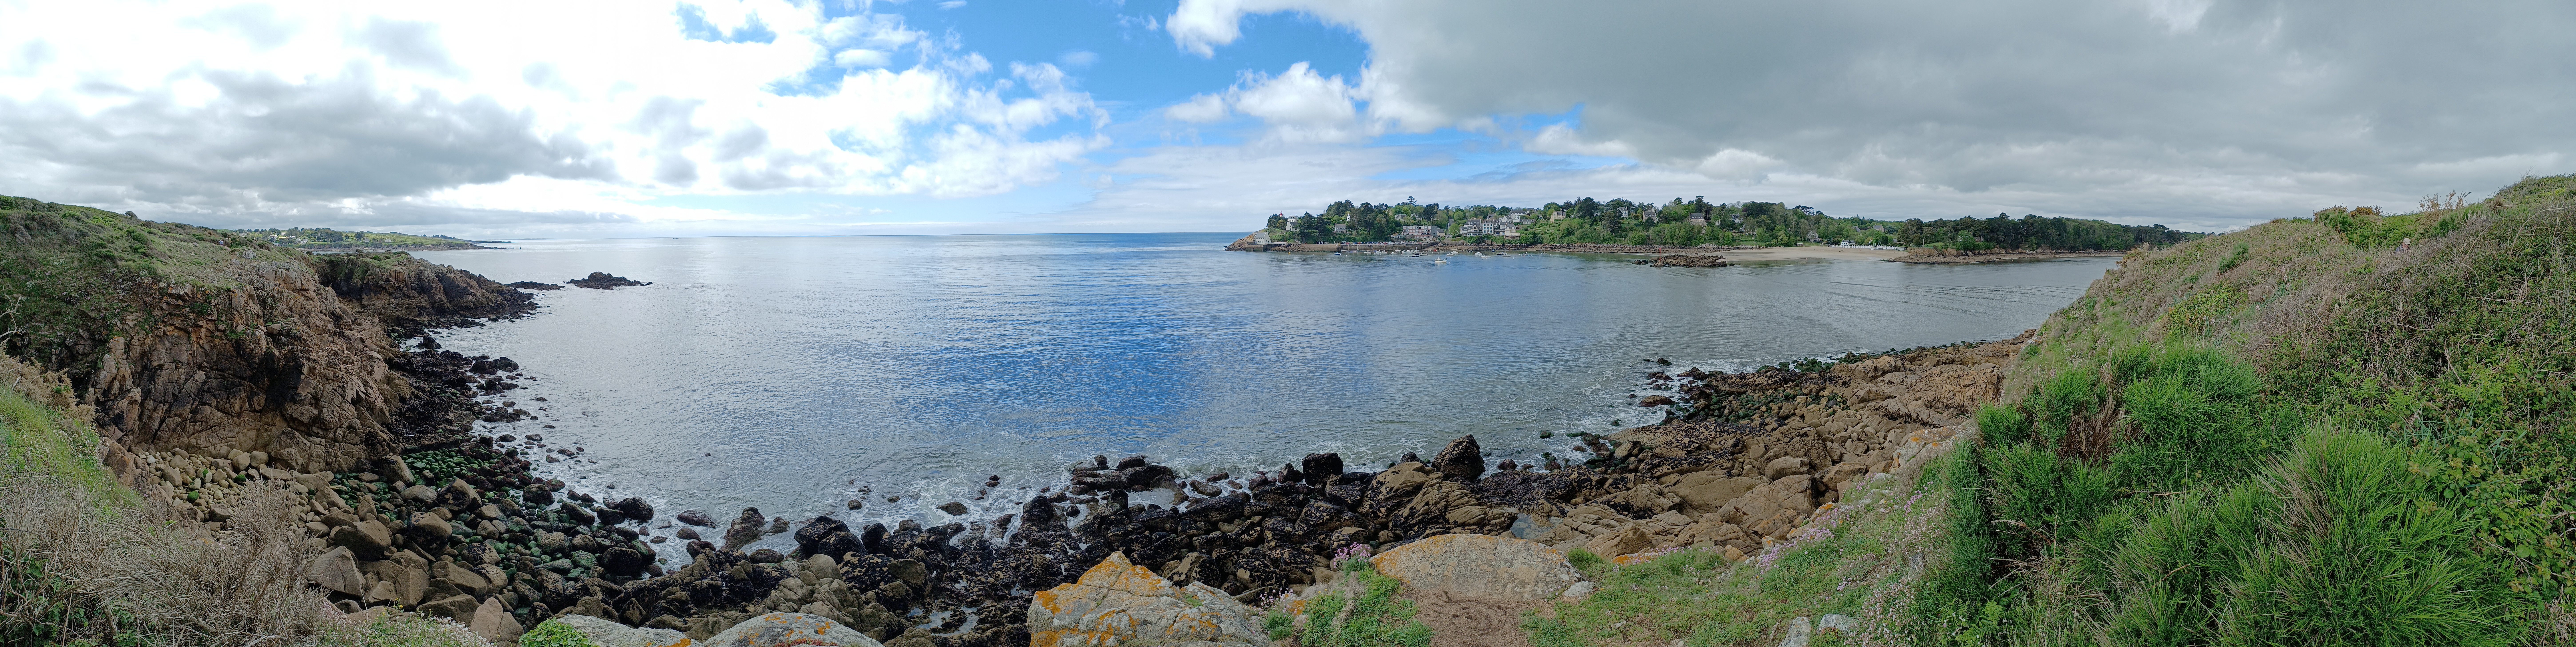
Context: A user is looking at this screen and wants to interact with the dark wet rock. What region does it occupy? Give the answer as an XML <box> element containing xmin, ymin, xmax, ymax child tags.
<box><xmin>723</xmin><ymin>508</ymin><xmax>765</xmax><ymax>549</ymax></box>
<box><xmin>505</xmin><ymin>281</ymin><xmax>563</xmax><ymax>291</ymax></box>
<box><xmin>1121</xmin><ymin>464</ymin><xmax>1174</xmax><ymax>489</ymax></box>
<box><xmin>1115</xmin><ymin>455</ymin><xmax>1149</xmax><ymax>470</ymax></box>
<box><xmin>612</xmin><ymin>497</ymin><xmax>654</xmax><ymax>523</ymax></box>
<box><xmin>675</xmin><ymin>527</ymin><xmax>700</xmax><ymax>541</ymax></box>
<box><xmin>559</xmin><ymin>502</ymin><xmax>596</xmax><ymax>525</ymax></box>
<box><xmin>748</xmin><ymin>549</ymin><xmax>785</xmax><ymax>563</ymax></box>
<box><xmin>567</xmin><ymin>271</ymin><xmax>647</xmax><ymax>289</ymax></box>
<box><xmin>676</xmin><ymin>510</ymin><xmax>717</xmax><ymax>527</ymax></box>
<box><xmin>600</xmin><ymin>547</ymin><xmax>648</xmax><ymax>576</ymax></box>
<box><xmin>1431</xmin><ymin>434</ymin><xmax>1487</xmax><ymax>481</ymax></box>
<box><xmin>1301</xmin><ymin>453</ymin><xmax>1344</xmax><ymax>485</ymax></box>
<box><xmin>1638</xmin><ymin>395</ymin><xmax>1677</xmax><ymax>407</ymax></box>
<box><xmin>794</xmin><ymin>516</ymin><xmax>866</xmax><ymax>559</ymax></box>
<box><xmin>937</xmin><ymin>501</ymin><xmax>969</xmax><ymax>515</ymax></box>
<box><xmin>597</xmin><ymin>508</ymin><xmax>626</xmax><ymax>525</ymax></box>
<box><xmin>1322</xmin><ymin>472</ymin><xmax>1372</xmax><ymax>507</ymax></box>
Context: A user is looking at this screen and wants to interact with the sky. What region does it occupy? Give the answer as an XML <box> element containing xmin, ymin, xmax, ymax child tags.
<box><xmin>2</xmin><ymin>0</ymin><xmax>2572</xmax><ymax>239</ymax></box>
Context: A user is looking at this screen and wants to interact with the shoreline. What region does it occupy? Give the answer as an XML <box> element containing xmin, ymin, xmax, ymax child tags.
<box><xmin>393</xmin><ymin>324</ymin><xmax>2019</xmax><ymax>645</ymax></box>
<box><xmin>1881</xmin><ymin>250</ymin><xmax>2127</xmax><ymax>264</ymax></box>
<box><xmin>1226</xmin><ymin>236</ymin><xmax>1912</xmax><ymax>261</ymax></box>
<box><xmin>99</xmin><ymin>274</ymin><xmax>2023</xmax><ymax>647</ymax></box>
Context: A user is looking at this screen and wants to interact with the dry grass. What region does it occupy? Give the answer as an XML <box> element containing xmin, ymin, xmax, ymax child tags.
<box><xmin>1</xmin><ymin>474</ymin><xmax>330</xmax><ymax>646</ymax></box>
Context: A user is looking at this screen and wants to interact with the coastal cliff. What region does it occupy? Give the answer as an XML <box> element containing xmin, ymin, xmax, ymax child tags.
<box><xmin>0</xmin><ymin>196</ymin><xmax>531</xmax><ymax>473</ymax></box>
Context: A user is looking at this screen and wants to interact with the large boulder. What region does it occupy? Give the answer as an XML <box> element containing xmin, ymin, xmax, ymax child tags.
<box><xmin>467</xmin><ymin>596</ymin><xmax>524</xmax><ymax>644</ymax></box>
<box><xmin>325</xmin><ymin>520</ymin><xmax>393</xmax><ymax>559</ymax></box>
<box><xmin>550</xmin><ymin>614</ymin><xmax>693</xmax><ymax>647</ymax></box>
<box><xmin>613</xmin><ymin>497</ymin><xmax>656</xmax><ymax>523</ymax></box>
<box><xmin>705</xmin><ymin>612</ymin><xmax>885</xmax><ymax>647</ymax></box>
<box><xmin>1429</xmin><ymin>435</ymin><xmax>1486</xmax><ymax>481</ymax></box>
<box><xmin>1300</xmin><ymin>452</ymin><xmax>1344</xmax><ymax>485</ymax></box>
<box><xmin>1670</xmin><ymin>473</ymin><xmax>1765</xmax><ymax>515</ymax></box>
<box><xmin>1368</xmin><ymin>534</ymin><xmax>1586</xmax><ymax>600</ymax></box>
<box><xmin>307</xmin><ymin>546</ymin><xmax>365</xmax><ymax>596</ymax></box>
<box><xmin>794</xmin><ymin>516</ymin><xmax>866</xmax><ymax>558</ymax></box>
<box><xmin>1721</xmin><ymin>475</ymin><xmax>1820</xmax><ymax>537</ymax></box>
<box><xmin>724</xmin><ymin>507</ymin><xmax>767</xmax><ymax>550</ymax></box>
<box><xmin>1028</xmin><ymin>552</ymin><xmax>1267</xmax><ymax>647</ymax></box>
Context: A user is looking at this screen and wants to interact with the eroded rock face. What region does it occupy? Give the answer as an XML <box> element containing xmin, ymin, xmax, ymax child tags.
<box><xmin>1367</xmin><ymin>534</ymin><xmax>1585</xmax><ymax>601</ymax></box>
<box><xmin>1027</xmin><ymin>552</ymin><xmax>1266</xmax><ymax>647</ymax></box>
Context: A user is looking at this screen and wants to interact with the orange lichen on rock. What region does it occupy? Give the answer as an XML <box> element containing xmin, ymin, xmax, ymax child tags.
<box><xmin>1026</xmin><ymin>552</ymin><xmax>1267</xmax><ymax>647</ymax></box>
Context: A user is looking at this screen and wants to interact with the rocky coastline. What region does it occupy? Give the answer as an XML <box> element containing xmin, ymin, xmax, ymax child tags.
<box><xmin>109</xmin><ymin>282</ymin><xmax>2019</xmax><ymax>646</ymax></box>
<box><xmin>321</xmin><ymin>333</ymin><xmax>2011</xmax><ymax>646</ymax></box>
<box><xmin>14</xmin><ymin>206</ymin><xmax>2016</xmax><ymax>646</ymax></box>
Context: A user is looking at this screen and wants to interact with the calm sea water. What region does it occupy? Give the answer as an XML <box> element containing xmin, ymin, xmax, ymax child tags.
<box><xmin>414</xmin><ymin>234</ymin><xmax>2108</xmax><ymax>551</ymax></box>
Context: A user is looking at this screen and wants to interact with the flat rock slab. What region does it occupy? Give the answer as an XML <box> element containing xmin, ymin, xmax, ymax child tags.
<box><xmin>553</xmin><ymin>614</ymin><xmax>693</xmax><ymax>647</ymax></box>
<box><xmin>1370</xmin><ymin>534</ymin><xmax>1587</xmax><ymax>601</ymax></box>
<box><xmin>705</xmin><ymin>612</ymin><xmax>884</xmax><ymax>647</ymax></box>
<box><xmin>1028</xmin><ymin>552</ymin><xmax>1266</xmax><ymax>647</ymax></box>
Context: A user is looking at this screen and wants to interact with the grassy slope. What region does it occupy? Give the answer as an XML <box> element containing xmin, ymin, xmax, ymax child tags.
<box><xmin>1525</xmin><ymin>175</ymin><xmax>2576</xmax><ymax>647</ymax></box>
<box><xmin>0</xmin><ymin>195</ymin><xmax>303</xmax><ymax>379</ymax></box>
<box><xmin>1906</xmin><ymin>175</ymin><xmax>2576</xmax><ymax>645</ymax></box>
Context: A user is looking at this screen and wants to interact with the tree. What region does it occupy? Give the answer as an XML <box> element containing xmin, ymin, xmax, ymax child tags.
<box><xmin>1266</xmin><ymin>214</ymin><xmax>1288</xmax><ymax>231</ymax></box>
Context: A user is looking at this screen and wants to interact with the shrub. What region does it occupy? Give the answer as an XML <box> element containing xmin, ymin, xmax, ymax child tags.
<box><xmin>1563</xmin><ymin>548</ymin><xmax>1606</xmax><ymax>577</ymax></box>
<box><xmin>1973</xmin><ymin>403</ymin><xmax>2029</xmax><ymax>445</ymax></box>
<box><xmin>517</xmin><ymin>619</ymin><xmax>595</xmax><ymax>647</ymax></box>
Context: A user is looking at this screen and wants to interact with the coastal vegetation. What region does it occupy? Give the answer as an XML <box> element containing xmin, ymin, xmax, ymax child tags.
<box><xmin>1257</xmin><ymin>195</ymin><xmax>2202</xmax><ymax>251</ymax></box>
<box><xmin>1480</xmin><ymin>174</ymin><xmax>2575</xmax><ymax>646</ymax></box>
<box><xmin>224</xmin><ymin>228</ymin><xmax>485</xmax><ymax>251</ymax></box>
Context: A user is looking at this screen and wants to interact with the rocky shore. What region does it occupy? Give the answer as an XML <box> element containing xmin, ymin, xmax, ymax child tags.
<box><xmin>137</xmin><ymin>323</ymin><xmax>2013</xmax><ymax>646</ymax></box>
<box><xmin>14</xmin><ymin>206</ymin><xmax>2024</xmax><ymax>646</ymax></box>
<box><xmin>1633</xmin><ymin>254</ymin><xmax>1731</xmax><ymax>267</ymax></box>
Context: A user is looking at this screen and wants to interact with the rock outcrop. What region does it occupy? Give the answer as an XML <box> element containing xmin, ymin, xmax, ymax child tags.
<box><xmin>0</xmin><ymin>202</ymin><xmax>537</xmax><ymax>474</ymax></box>
<box><xmin>313</xmin><ymin>252</ymin><xmax>538</xmax><ymax>336</ymax></box>
<box><xmin>568</xmin><ymin>272</ymin><xmax>648</xmax><ymax>289</ymax></box>
<box><xmin>1366</xmin><ymin>534</ymin><xmax>1584</xmax><ymax>600</ymax></box>
<box><xmin>705</xmin><ymin>612</ymin><xmax>886</xmax><ymax>647</ymax></box>
<box><xmin>1027</xmin><ymin>552</ymin><xmax>1267</xmax><ymax>647</ymax></box>
<box><xmin>552</xmin><ymin>614</ymin><xmax>693</xmax><ymax>647</ymax></box>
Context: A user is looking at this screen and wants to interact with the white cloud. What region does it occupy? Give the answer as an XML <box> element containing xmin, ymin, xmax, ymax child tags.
<box><xmin>0</xmin><ymin>0</ymin><xmax>1107</xmax><ymax>228</ymax></box>
<box><xmin>834</xmin><ymin>49</ymin><xmax>892</xmax><ymax>67</ymax></box>
<box><xmin>1155</xmin><ymin>62</ymin><xmax>1373</xmax><ymax>143</ymax></box>
<box><xmin>1164</xmin><ymin>0</ymin><xmax>2576</xmax><ymax>226</ymax></box>
<box><xmin>1165</xmin><ymin>93</ymin><xmax>1228</xmax><ymax>123</ymax></box>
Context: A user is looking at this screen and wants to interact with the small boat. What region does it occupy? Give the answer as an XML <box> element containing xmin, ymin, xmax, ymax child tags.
<box><xmin>1410</xmin><ymin>253</ymin><xmax>1421</xmax><ymax>257</ymax></box>
<box><xmin>1435</xmin><ymin>258</ymin><xmax>1447</xmax><ymax>264</ymax></box>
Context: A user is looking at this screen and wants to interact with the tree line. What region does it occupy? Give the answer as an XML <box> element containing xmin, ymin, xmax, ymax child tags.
<box><xmin>1259</xmin><ymin>196</ymin><xmax>2201</xmax><ymax>250</ymax></box>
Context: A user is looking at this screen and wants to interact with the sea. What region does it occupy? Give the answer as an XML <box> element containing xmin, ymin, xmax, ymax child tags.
<box><xmin>413</xmin><ymin>233</ymin><xmax>2111</xmax><ymax>553</ymax></box>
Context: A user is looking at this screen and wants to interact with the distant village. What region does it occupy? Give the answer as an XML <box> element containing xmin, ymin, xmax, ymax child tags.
<box><xmin>1253</xmin><ymin>196</ymin><xmax>2201</xmax><ymax>252</ymax></box>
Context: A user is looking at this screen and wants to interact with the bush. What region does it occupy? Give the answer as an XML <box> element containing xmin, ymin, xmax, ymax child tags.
<box><xmin>1563</xmin><ymin>548</ymin><xmax>1606</xmax><ymax>577</ymax></box>
<box><xmin>1973</xmin><ymin>403</ymin><xmax>2029</xmax><ymax>445</ymax></box>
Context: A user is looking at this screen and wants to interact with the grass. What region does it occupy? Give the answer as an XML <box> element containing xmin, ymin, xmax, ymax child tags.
<box><xmin>514</xmin><ymin>619</ymin><xmax>595</xmax><ymax>647</ymax></box>
<box><xmin>1891</xmin><ymin>174</ymin><xmax>2576</xmax><ymax>644</ymax></box>
<box><xmin>1294</xmin><ymin>561</ymin><xmax>1435</xmax><ymax>647</ymax></box>
<box><xmin>1523</xmin><ymin>473</ymin><xmax>1951</xmax><ymax>647</ymax></box>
